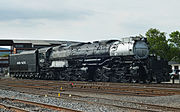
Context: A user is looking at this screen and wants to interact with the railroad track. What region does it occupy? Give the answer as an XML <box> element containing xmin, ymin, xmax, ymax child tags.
<box><xmin>0</xmin><ymin>103</ymin><xmax>28</xmax><ymax>112</ymax></box>
<box><xmin>1</xmin><ymin>78</ymin><xmax>180</xmax><ymax>97</ymax></box>
<box><xmin>0</xmin><ymin>97</ymin><xmax>80</xmax><ymax>112</ymax></box>
<box><xmin>2</xmin><ymin>78</ymin><xmax>180</xmax><ymax>89</ymax></box>
<box><xmin>0</xmin><ymin>84</ymin><xmax>180</xmax><ymax>112</ymax></box>
<box><xmin>0</xmin><ymin>78</ymin><xmax>180</xmax><ymax>111</ymax></box>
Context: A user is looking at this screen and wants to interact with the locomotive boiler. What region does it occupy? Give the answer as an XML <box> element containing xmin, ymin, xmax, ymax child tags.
<box><xmin>9</xmin><ymin>37</ymin><xmax>170</xmax><ymax>83</ymax></box>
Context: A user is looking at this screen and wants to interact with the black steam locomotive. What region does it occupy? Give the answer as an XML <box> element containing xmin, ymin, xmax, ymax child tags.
<box><xmin>9</xmin><ymin>37</ymin><xmax>171</xmax><ymax>83</ymax></box>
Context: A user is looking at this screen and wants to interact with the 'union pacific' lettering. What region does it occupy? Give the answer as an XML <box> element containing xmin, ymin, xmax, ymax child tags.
<box><xmin>17</xmin><ymin>61</ymin><xmax>26</xmax><ymax>65</ymax></box>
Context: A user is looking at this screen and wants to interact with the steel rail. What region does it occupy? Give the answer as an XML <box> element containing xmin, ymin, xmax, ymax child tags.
<box><xmin>0</xmin><ymin>97</ymin><xmax>81</xmax><ymax>112</ymax></box>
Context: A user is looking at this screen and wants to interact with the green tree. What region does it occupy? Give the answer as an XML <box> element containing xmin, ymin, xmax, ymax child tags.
<box><xmin>169</xmin><ymin>31</ymin><xmax>180</xmax><ymax>62</ymax></box>
<box><xmin>1</xmin><ymin>54</ymin><xmax>9</xmax><ymax>57</ymax></box>
<box><xmin>145</xmin><ymin>28</ymin><xmax>170</xmax><ymax>60</ymax></box>
<box><xmin>169</xmin><ymin>31</ymin><xmax>180</xmax><ymax>47</ymax></box>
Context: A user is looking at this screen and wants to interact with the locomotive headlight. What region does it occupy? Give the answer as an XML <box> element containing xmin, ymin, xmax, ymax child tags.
<box><xmin>110</xmin><ymin>41</ymin><xmax>119</xmax><ymax>56</ymax></box>
<box><xmin>133</xmin><ymin>41</ymin><xmax>149</xmax><ymax>59</ymax></box>
<box><xmin>111</xmin><ymin>44</ymin><xmax>118</xmax><ymax>50</ymax></box>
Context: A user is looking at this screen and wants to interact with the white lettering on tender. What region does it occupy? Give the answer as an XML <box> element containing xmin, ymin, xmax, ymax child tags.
<box><xmin>17</xmin><ymin>61</ymin><xmax>26</xmax><ymax>65</ymax></box>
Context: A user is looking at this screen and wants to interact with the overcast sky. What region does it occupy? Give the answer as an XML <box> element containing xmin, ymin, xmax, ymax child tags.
<box><xmin>0</xmin><ymin>0</ymin><xmax>179</xmax><ymax>42</ymax></box>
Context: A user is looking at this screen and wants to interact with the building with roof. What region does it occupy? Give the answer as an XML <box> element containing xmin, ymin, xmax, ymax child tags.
<box><xmin>169</xmin><ymin>61</ymin><xmax>180</xmax><ymax>75</ymax></box>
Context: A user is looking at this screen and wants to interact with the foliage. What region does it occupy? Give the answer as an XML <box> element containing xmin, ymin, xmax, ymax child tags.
<box><xmin>169</xmin><ymin>31</ymin><xmax>180</xmax><ymax>47</ymax></box>
<box><xmin>1</xmin><ymin>54</ymin><xmax>9</xmax><ymax>57</ymax></box>
<box><xmin>145</xmin><ymin>28</ymin><xmax>169</xmax><ymax>60</ymax></box>
<box><xmin>169</xmin><ymin>31</ymin><xmax>180</xmax><ymax>62</ymax></box>
<box><xmin>145</xmin><ymin>28</ymin><xmax>180</xmax><ymax>62</ymax></box>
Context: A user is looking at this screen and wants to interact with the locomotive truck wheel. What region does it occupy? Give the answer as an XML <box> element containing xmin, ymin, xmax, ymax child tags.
<box><xmin>14</xmin><ymin>73</ymin><xmax>17</xmax><ymax>78</ymax></box>
<box><xmin>40</xmin><ymin>72</ymin><xmax>46</xmax><ymax>80</ymax></box>
<box><xmin>94</xmin><ymin>68</ymin><xmax>102</xmax><ymax>82</ymax></box>
<box><xmin>44</xmin><ymin>71</ymin><xmax>54</xmax><ymax>80</ymax></box>
<box><xmin>45</xmin><ymin>72</ymin><xmax>49</xmax><ymax>80</ymax></box>
<box><xmin>112</xmin><ymin>69</ymin><xmax>131</xmax><ymax>83</ymax></box>
<box><xmin>94</xmin><ymin>68</ymin><xmax>109</xmax><ymax>82</ymax></box>
<box><xmin>17</xmin><ymin>74</ymin><xmax>20</xmax><ymax>79</ymax></box>
<box><xmin>111</xmin><ymin>76</ymin><xmax>119</xmax><ymax>82</ymax></box>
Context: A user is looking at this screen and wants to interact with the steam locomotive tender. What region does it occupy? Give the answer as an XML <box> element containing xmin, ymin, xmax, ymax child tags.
<box><xmin>9</xmin><ymin>37</ymin><xmax>170</xmax><ymax>83</ymax></box>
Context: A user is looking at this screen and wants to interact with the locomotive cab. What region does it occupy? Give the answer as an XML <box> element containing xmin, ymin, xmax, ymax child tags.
<box><xmin>38</xmin><ymin>47</ymin><xmax>52</xmax><ymax>68</ymax></box>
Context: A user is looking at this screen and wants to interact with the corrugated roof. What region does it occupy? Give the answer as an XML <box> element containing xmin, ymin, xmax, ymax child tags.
<box><xmin>168</xmin><ymin>61</ymin><xmax>180</xmax><ymax>65</ymax></box>
<box><xmin>0</xmin><ymin>40</ymin><xmax>13</xmax><ymax>45</ymax></box>
<box><xmin>10</xmin><ymin>49</ymin><xmax>37</xmax><ymax>56</ymax></box>
<box><xmin>13</xmin><ymin>40</ymin><xmax>32</xmax><ymax>43</ymax></box>
<box><xmin>13</xmin><ymin>40</ymin><xmax>50</xmax><ymax>45</ymax></box>
<box><xmin>0</xmin><ymin>39</ymin><xmax>82</xmax><ymax>48</ymax></box>
<box><xmin>12</xmin><ymin>40</ymin><xmax>81</xmax><ymax>45</ymax></box>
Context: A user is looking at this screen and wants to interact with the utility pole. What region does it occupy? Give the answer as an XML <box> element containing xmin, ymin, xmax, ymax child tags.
<box><xmin>179</xmin><ymin>72</ymin><xmax>180</xmax><ymax>84</ymax></box>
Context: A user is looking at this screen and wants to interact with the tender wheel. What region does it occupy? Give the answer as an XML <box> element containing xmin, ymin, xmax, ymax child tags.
<box><xmin>44</xmin><ymin>71</ymin><xmax>55</xmax><ymax>80</ymax></box>
<box><xmin>49</xmin><ymin>71</ymin><xmax>56</xmax><ymax>80</ymax></box>
<box><xmin>59</xmin><ymin>70</ymin><xmax>70</xmax><ymax>81</ymax></box>
<box><xmin>112</xmin><ymin>71</ymin><xmax>126</xmax><ymax>82</ymax></box>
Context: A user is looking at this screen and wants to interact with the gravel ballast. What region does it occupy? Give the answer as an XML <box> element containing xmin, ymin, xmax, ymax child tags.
<box><xmin>0</xmin><ymin>89</ymin><xmax>180</xmax><ymax>112</ymax></box>
<box><xmin>60</xmin><ymin>91</ymin><xmax>180</xmax><ymax>108</ymax></box>
<box><xmin>0</xmin><ymin>89</ymin><xmax>127</xmax><ymax>112</ymax></box>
